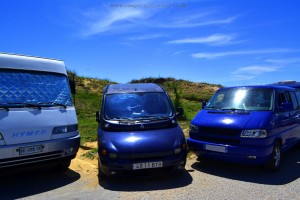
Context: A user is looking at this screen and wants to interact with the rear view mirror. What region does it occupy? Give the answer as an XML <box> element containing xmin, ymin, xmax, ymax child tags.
<box><xmin>96</xmin><ymin>111</ymin><xmax>100</xmax><ymax>123</ymax></box>
<box><xmin>69</xmin><ymin>78</ymin><xmax>76</xmax><ymax>95</ymax></box>
<box><xmin>278</xmin><ymin>102</ymin><xmax>293</xmax><ymax>112</ymax></box>
<box><xmin>176</xmin><ymin>107</ymin><xmax>184</xmax><ymax>117</ymax></box>
<box><xmin>202</xmin><ymin>101</ymin><xmax>207</xmax><ymax>109</ymax></box>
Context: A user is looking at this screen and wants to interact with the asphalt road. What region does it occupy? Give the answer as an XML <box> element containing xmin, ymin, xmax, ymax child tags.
<box><xmin>1</xmin><ymin>147</ymin><xmax>300</xmax><ymax>200</ymax></box>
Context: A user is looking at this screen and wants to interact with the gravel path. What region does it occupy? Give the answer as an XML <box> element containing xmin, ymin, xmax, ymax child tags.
<box><xmin>1</xmin><ymin>148</ymin><xmax>299</xmax><ymax>200</ymax></box>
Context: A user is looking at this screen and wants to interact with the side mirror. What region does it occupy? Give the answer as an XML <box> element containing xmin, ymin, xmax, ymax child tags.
<box><xmin>96</xmin><ymin>111</ymin><xmax>100</xmax><ymax>123</ymax></box>
<box><xmin>202</xmin><ymin>101</ymin><xmax>207</xmax><ymax>109</ymax></box>
<box><xmin>176</xmin><ymin>107</ymin><xmax>184</xmax><ymax>117</ymax></box>
<box><xmin>69</xmin><ymin>78</ymin><xmax>76</xmax><ymax>95</ymax></box>
<box><xmin>278</xmin><ymin>102</ymin><xmax>293</xmax><ymax>112</ymax></box>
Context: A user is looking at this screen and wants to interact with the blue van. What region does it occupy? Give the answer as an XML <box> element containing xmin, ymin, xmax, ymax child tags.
<box><xmin>187</xmin><ymin>85</ymin><xmax>300</xmax><ymax>171</ymax></box>
<box><xmin>96</xmin><ymin>83</ymin><xmax>187</xmax><ymax>177</ymax></box>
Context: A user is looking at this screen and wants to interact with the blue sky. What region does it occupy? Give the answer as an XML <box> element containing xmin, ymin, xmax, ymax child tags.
<box><xmin>1</xmin><ymin>0</ymin><xmax>300</xmax><ymax>86</ymax></box>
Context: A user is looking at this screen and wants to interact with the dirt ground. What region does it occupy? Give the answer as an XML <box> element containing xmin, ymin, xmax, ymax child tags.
<box><xmin>69</xmin><ymin>142</ymin><xmax>99</xmax><ymax>187</ymax></box>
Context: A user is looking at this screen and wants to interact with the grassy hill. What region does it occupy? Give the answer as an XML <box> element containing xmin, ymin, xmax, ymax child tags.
<box><xmin>72</xmin><ymin>75</ymin><xmax>222</xmax><ymax>144</ymax></box>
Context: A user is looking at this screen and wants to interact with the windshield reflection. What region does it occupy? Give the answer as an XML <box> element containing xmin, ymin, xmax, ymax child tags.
<box><xmin>104</xmin><ymin>92</ymin><xmax>173</xmax><ymax>120</ymax></box>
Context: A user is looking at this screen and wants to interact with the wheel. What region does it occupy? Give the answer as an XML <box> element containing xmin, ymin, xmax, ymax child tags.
<box><xmin>264</xmin><ymin>142</ymin><xmax>281</xmax><ymax>172</ymax></box>
<box><xmin>55</xmin><ymin>159</ymin><xmax>71</xmax><ymax>173</ymax></box>
<box><xmin>98</xmin><ymin>157</ymin><xmax>105</xmax><ymax>180</ymax></box>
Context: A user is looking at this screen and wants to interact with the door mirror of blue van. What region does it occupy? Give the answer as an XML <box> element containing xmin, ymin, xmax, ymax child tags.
<box><xmin>202</xmin><ymin>101</ymin><xmax>207</xmax><ymax>109</ymax></box>
<box><xmin>278</xmin><ymin>102</ymin><xmax>293</xmax><ymax>112</ymax></box>
<box><xmin>96</xmin><ymin>111</ymin><xmax>100</xmax><ymax>123</ymax></box>
<box><xmin>176</xmin><ymin>107</ymin><xmax>184</xmax><ymax>117</ymax></box>
<box><xmin>69</xmin><ymin>78</ymin><xmax>76</xmax><ymax>94</ymax></box>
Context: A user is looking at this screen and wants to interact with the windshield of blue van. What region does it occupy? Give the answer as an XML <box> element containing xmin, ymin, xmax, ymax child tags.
<box><xmin>206</xmin><ymin>88</ymin><xmax>274</xmax><ymax>111</ymax></box>
<box><xmin>0</xmin><ymin>70</ymin><xmax>72</xmax><ymax>107</ymax></box>
<box><xmin>104</xmin><ymin>92</ymin><xmax>174</xmax><ymax>120</ymax></box>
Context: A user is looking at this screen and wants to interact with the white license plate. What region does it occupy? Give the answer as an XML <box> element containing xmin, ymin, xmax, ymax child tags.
<box><xmin>133</xmin><ymin>161</ymin><xmax>163</xmax><ymax>170</ymax></box>
<box><xmin>205</xmin><ymin>144</ymin><xmax>227</xmax><ymax>153</ymax></box>
<box><xmin>19</xmin><ymin>145</ymin><xmax>43</xmax><ymax>155</ymax></box>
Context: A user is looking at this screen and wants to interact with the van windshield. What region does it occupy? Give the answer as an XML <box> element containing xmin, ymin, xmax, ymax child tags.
<box><xmin>0</xmin><ymin>70</ymin><xmax>72</xmax><ymax>107</ymax></box>
<box><xmin>206</xmin><ymin>88</ymin><xmax>274</xmax><ymax>111</ymax></box>
<box><xmin>104</xmin><ymin>92</ymin><xmax>174</xmax><ymax>120</ymax></box>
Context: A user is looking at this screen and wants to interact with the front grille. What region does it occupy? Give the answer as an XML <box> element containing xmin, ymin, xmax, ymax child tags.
<box><xmin>119</xmin><ymin>151</ymin><xmax>174</xmax><ymax>161</ymax></box>
<box><xmin>190</xmin><ymin>126</ymin><xmax>242</xmax><ymax>145</ymax></box>
<box><xmin>0</xmin><ymin>151</ymin><xmax>64</xmax><ymax>168</ymax></box>
<box><xmin>198</xmin><ymin>126</ymin><xmax>241</xmax><ymax>137</ymax></box>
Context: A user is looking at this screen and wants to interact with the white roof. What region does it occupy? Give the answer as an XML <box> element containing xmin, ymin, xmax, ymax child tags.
<box><xmin>0</xmin><ymin>53</ymin><xmax>67</xmax><ymax>75</ymax></box>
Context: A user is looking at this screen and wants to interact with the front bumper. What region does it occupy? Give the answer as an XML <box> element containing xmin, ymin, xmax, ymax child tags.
<box><xmin>187</xmin><ymin>137</ymin><xmax>273</xmax><ymax>165</ymax></box>
<box><xmin>99</xmin><ymin>152</ymin><xmax>187</xmax><ymax>176</ymax></box>
<box><xmin>0</xmin><ymin>133</ymin><xmax>80</xmax><ymax>169</ymax></box>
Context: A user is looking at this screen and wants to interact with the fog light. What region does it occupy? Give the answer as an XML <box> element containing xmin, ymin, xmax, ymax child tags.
<box><xmin>101</xmin><ymin>149</ymin><xmax>107</xmax><ymax>156</ymax></box>
<box><xmin>111</xmin><ymin>171</ymin><xmax>116</xmax><ymax>175</ymax></box>
<box><xmin>248</xmin><ymin>156</ymin><xmax>256</xmax><ymax>159</ymax></box>
<box><xmin>174</xmin><ymin>148</ymin><xmax>181</xmax><ymax>154</ymax></box>
<box><xmin>109</xmin><ymin>153</ymin><xmax>117</xmax><ymax>159</ymax></box>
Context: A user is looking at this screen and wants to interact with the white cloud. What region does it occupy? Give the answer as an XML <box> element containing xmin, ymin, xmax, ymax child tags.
<box><xmin>167</xmin><ymin>34</ymin><xmax>235</xmax><ymax>45</ymax></box>
<box><xmin>233</xmin><ymin>66</ymin><xmax>280</xmax><ymax>75</ymax></box>
<box><xmin>265</xmin><ymin>58</ymin><xmax>300</xmax><ymax>64</ymax></box>
<box><xmin>128</xmin><ymin>34</ymin><xmax>166</xmax><ymax>40</ymax></box>
<box><xmin>192</xmin><ymin>49</ymin><xmax>293</xmax><ymax>59</ymax></box>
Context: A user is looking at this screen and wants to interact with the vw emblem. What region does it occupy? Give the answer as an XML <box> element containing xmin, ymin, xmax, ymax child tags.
<box><xmin>140</xmin><ymin>124</ymin><xmax>144</xmax><ymax>129</ymax></box>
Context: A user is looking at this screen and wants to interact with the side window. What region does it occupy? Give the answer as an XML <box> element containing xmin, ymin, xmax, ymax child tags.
<box><xmin>277</xmin><ymin>92</ymin><xmax>286</xmax><ymax>107</ymax></box>
<box><xmin>289</xmin><ymin>91</ymin><xmax>299</xmax><ymax>110</ymax></box>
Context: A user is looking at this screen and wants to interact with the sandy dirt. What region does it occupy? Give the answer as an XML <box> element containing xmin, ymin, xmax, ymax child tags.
<box><xmin>69</xmin><ymin>142</ymin><xmax>99</xmax><ymax>188</ymax></box>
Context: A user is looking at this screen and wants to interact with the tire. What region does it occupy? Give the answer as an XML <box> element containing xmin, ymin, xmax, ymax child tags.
<box><xmin>98</xmin><ymin>158</ymin><xmax>105</xmax><ymax>180</ymax></box>
<box><xmin>264</xmin><ymin>142</ymin><xmax>281</xmax><ymax>172</ymax></box>
<box><xmin>55</xmin><ymin>159</ymin><xmax>71</xmax><ymax>173</ymax></box>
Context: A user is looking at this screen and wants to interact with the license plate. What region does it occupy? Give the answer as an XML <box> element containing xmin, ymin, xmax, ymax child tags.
<box><xmin>205</xmin><ymin>144</ymin><xmax>227</xmax><ymax>153</ymax></box>
<box><xmin>133</xmin><ymin>161</ymin><xmax>163</xmax><ymax>170</ymax></box>
<box><xmin>19</xmin><ymin>145</ymin><xmax>43</xmax><ymax>155</ymax></box>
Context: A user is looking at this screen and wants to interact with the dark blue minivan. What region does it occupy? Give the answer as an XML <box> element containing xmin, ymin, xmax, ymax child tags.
<box><xmin>96</xmin><ymin>83</ymin><xmax>187</xmax><ymax>177</ymax></box>
<box><xmin>187</xmin><ymin>85</ymin><xmax>300</xmax><ymax>171</ymax></box>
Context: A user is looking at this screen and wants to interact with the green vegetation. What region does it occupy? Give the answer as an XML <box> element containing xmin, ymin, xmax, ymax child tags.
<box><xmin>73</xmin><ymin>75</ymin><xmax>222</xmax><ymax>144</ymax></box>
<box><xmin>81</xmin><ymin>148</ymin><xmax>98</xmax><ymax>160</ymax></box>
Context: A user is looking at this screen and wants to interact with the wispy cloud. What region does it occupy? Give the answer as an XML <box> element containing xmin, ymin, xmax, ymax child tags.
<box><xmin>230</xmin><ymin>66</ymin><xmax>280</xmax><ymax>81</ymax></box>
<box><xmin>80</xmin><ymin>7</ymin><xmax>148</xmax><ymax>36</ymax></box>
<box><xmin>128</xmin><ymin>34</ymin><xmax>166</xmax><ymax>40</ymax></box>
<box><xmin>233</xmin><ymin>66</ymin><xmax>280</xmax><ymax>75</ymax></box>
<box><xmin>78</xmin><ymin>3</ymin><xmax>238</xmax><ymax>36</ymax></box>
<box><xmin>167</xmin><ymin>34</ymin><xmax>235</xmax><ymax>45</ymax></box>
<box><xmin>265</xmin><ymin>58</ymin><xmax>300</xmax><ymax>64</ymax></box>
<box><xmin>192</xmin><ymin>48</ymin><xmax>293</xmax><ymax>59</ymax></box>
<box><xmin>159</xmin><ymin>13</ymin><xmax>237</xmax><ymax>28</ymax></box>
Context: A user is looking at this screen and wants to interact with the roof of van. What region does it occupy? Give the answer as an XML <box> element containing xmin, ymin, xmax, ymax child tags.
<box><xmin>270</xmin><ymin>81</ymin><xmax>300</xmax><ymax>89</ymax></box>
<box><xmin>218</xmin><ymin>85</ymin><xmax>296</xmax><ymax>91</ymax></box>
<box><xmin>106</xmin><ymin>83</ymin><xmax>165</xmax><ymax>94</ymax></box>
<box><xmin>0</xmin><ymin>53</ymin><xmax>67</xmax><ymax>75</ymax></box>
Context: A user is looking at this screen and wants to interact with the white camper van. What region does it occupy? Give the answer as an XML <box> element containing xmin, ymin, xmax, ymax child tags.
<box><xmin>0</xmin><ymin>53</ymin><xmax>80</xmax><ymax>171</ymax></box>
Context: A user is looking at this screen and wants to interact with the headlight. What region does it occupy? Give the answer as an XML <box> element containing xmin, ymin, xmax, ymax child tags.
<box><xmin>0</xmin><ymin>132</ymin><xmax>3</xmax><ymax>140</ymax></box>
<box><xmin>52</xmin><ymin>124</ymin><xmax>78</xmax><ymax>134</ymax></box>
<box><xmin>241</xmin><ymin>129</ymin><xmax>267</xmax><ymax>138</ymax></box>
<box><xmin>190</xmin><ymin>124</ymin><xmax>198</xmax><ymax>132</ymax></box>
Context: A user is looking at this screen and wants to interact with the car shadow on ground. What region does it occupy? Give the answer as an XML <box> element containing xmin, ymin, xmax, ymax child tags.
<box><xmin>98</xmin><ymin>169</ymin><xmax>193</xmax><ymax>191</ymax></box>
<box><xmin>191</xmin><ymin>147</ymin><xmax>300</xmax><ymax>185</ymax></box>
<box><xmin>0</xmin><ymin>167</ymin><xmax>80</xmax><ymax>200</ymax></box>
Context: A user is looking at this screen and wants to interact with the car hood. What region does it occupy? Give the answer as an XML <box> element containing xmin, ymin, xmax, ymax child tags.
<box><xmin>191</xmin><ymin>110</ymin><xmax>273</xmax><ymax>129</ymax></box>
<box><xmin>99</xmin><ymin>126</ymin><xmax>184</xmax><ymax>154</ymax></box>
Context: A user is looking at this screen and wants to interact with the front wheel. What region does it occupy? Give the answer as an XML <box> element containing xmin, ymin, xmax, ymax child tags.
<box><xmin>264</xmin><ymin>142</ymin><xmax>281</xmax><ymax>172</ymax></box>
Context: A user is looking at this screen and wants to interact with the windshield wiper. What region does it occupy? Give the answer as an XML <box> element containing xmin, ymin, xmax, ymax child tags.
<box><xmin>37</xmin><ymin>102</ymin><xmax>67</xmax><ymax>108</ymax></box>
<box><xmin>1</xmin><ymin>102</ymin><xmax>42</xmax><ymax>109</ymax></box>
<box><xmin>205</xmin><ymin>106</ymin><xmax>223</xmax><ymax>110</ymax></box>
<box><xmin>133</xmin><ymin>115</ymin><xmax>170</xmax><ymax>120</ymax></box>
<box><xmin>0</xmin><ymin>104</ymin><xmax>9</xmax><ymax>111</ymax></box>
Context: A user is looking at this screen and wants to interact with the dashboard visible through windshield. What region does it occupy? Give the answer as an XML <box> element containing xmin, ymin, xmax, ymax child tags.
<box><xmin>104</xmin><ymin>92</ymin><xmax>173</xmax><ymax>120</ymax></box>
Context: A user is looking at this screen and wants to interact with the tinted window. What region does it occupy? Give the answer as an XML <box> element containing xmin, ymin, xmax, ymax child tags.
<box><xmin>207</xmin><ymin>88</ymin><xmax>274</xmax><ymax>111</ymax></box>
<box><xmin>104</xmin><ymin>92</ymin><xmax>173</xmax><ymax>119</ymax></box>
<box><xmin>277</xmin><ymin>92</ymin><xmax>286</xmax><ymax>107</ymax></box>
<box><xmin>289</xmin><ymin>91</ymin><xmax>299</xmax><ymax>110</ymax></box>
